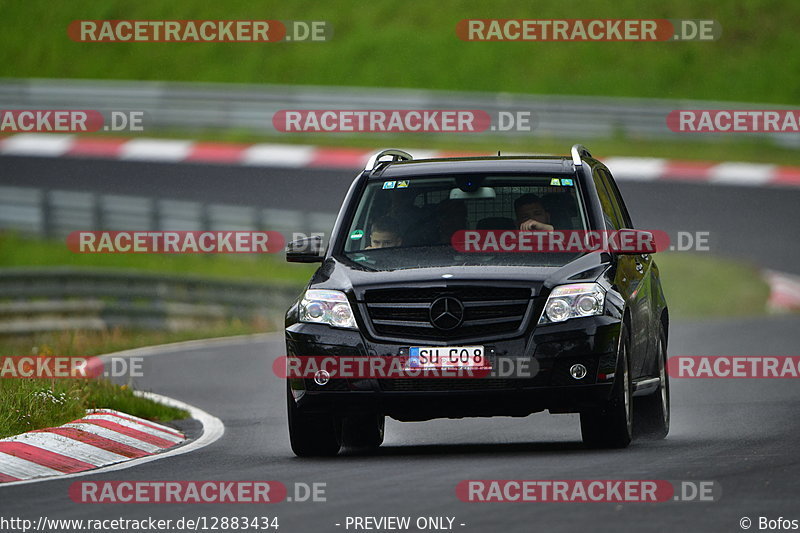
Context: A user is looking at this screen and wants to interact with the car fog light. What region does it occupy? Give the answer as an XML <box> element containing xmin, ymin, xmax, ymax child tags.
<box><xmin>314</xmin><ymin>370</ymin><xmax>331</xmax><ymax>386</ymax></box>
<box><xmin>570</xmin><ymin>364</ymin><xmax>588</xmax><ymax>380</ymax></box>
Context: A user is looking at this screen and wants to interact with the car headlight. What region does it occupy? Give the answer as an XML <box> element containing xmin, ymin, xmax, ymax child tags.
<box><xmin>539</xmin><ymin>283</ymin><xmax>606</xmax><ymax>324</ymax></box>
<box><xmin>299</xmin><ymin>289</ymin><xmax>357</xmax><ymax>329</ymax></box>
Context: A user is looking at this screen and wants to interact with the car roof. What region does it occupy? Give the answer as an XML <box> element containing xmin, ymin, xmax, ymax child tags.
<box><xmin>370</xmin><ymin>156</ymin><xmax>582</xmax><ymax>179</ymax></box>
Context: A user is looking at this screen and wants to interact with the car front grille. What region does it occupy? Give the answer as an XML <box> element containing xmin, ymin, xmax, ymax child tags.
<box><xmin>363</xmin><ymin>286</ymin><xmax>533</xmax><ymax>341</ymax></box>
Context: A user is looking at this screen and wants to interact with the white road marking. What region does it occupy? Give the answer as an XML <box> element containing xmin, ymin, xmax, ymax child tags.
<box><xmin>604</xmin><ymin>157</ymin><xmax>667</xmax><ymax>181</ymax></box>
<box><xmin>709</xmin><ymin>163</ymin><xmax>775</xmax><ymax>186</ymax></box>
<box><xmin>120</xmin><ymin>138</ymin><xmax>194</xmax><ymax>161</ymax></box>
<box><xmin>0</xmin><ymin>133</ymin><xmax>74</xmax><ymax>156</ymax></box>
<box><xmin>242</xmin><ymin>143</ymin><xmax>315</xmax><ymax>167</ymax></box>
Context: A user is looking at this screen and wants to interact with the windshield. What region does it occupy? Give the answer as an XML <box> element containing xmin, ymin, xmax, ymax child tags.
<box><xmin>340</xmin><ymin>175</ymin><xmax>588</xmax><ymax>271</ymax></box>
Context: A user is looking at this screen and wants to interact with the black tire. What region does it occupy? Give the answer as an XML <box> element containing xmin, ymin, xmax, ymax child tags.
<box><xmin>580</xmin><ymin>322</ymin><xmax>633</xmax><ymax>449</ymax></box>
<box><xmin>287</xmin><ymin>383</ymin><xmax>341</xmax><ymax>457</ymax></box>
<box><xmin>634</xmin><ymin>326</ymin><xmax>670</xmax><ymax>440</ymax></box>
<box><xmin>342</xmin><ymin>414</ymin><xmax>385</xmax><ymax>450</ymax></box>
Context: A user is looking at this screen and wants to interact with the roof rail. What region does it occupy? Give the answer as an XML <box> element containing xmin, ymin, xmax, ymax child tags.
<box><xmin>364</xmin><ymin>149</ymin><xmax>413</xmax><ymax>173</ymax></box>
<box><xmin>570</xmin><ymin>144</ymin><xmax>592</xmax><ymax>166</ymax></box>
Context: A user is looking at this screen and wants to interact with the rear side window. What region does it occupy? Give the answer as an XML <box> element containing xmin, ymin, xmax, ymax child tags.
<box><xmin>600</xmin><ymin>168</ymin><xmax>633</xmax><ymax>228</ymax></box>
<box><xmin>592</xmin><ymin>168</ymin><xmax>624</xmax><ymax>230</ymax></box>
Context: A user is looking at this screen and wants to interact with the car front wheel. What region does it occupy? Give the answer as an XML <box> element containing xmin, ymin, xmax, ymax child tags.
<box><xmin>342</xmin><ymin>414</ymin><xmax>385</xmax><ymax>450</ymax></box>
<box><xmin>635</xmin><ymin>326</ymin><xmax>670</xmax><ymax>439</ymax></box>
<box><xmin>287</xmin><ymin>382</ymin><xmax>342</xmax><ymax>457</ymax></box>
<box><xmin>580</xmin><ymin>322</ymin><xmax>633</xmax><ymax>449</ymax></box>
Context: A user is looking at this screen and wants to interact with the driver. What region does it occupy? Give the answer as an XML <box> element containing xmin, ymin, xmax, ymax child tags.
<box><xmin>366</xmin><ymin>216</ymin><xmax>403</xmax><ymax>249</ymax></box>
<box><xmin>514</xmin><ymin>193</ymin><xmax>554</xmax><ymax>231</ymax></box>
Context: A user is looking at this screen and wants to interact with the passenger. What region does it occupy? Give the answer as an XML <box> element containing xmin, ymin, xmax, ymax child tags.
<box><xmin>366</xmin><ymin>216</ymin><xmax>403</xmax><ymax>249</ymax></box>
<box><xmin>514</xmin><ymin>193</ymin><xmax>554</xmax><ymax>231</ymax></box>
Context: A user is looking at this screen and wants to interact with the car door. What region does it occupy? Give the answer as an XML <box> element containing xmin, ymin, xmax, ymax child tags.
<box><xmin>601</xmin><ymin>168</ymin><xmax>659</xmax><ymax>376</ymax></box>
<box><xmin>593</xmin><ymin>168</ymin><xmax>652</xmax><ymax>379</ymax></box>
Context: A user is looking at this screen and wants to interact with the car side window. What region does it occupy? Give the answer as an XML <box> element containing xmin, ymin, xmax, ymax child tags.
<box><xmin>600</xmin><ymin>168</ymin><xmax>634</xmax><ymax>229</ymax></box>
<box><xmin>592</xmin><ymin>169</ymin><xmax>623</xmax><ymax>230</ymax></box>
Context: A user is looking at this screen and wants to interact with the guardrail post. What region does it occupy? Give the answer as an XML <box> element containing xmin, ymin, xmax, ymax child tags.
<box><xmin>42</xmin><ymin>189</ymin><xmax>53</xmax><ymax>239</ymax></box>
<box><xmin>93</xmin><ymin>192</ymin><xmax>104</xmax><ymax>230</ymax></box>
<box><xmin>200</xmin><ymin>203</ymin><xmax>212</xmax><ymax>232</ymax></box>
<box><xmin>152</xmin><ymin>197</ymin><xmax>162</xmax><ymax>231</ymax></box>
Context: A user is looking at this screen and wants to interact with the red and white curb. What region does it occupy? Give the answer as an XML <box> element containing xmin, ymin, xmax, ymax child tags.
<box><xmin>1</xmin><ymin>133</ymin><xmax>799</xmax><ymax>188</ymax></box>
<box><xmin>0</xmin><ymin>335</ymin><xmax>241</xmax><ymax>490</ymax></box>
<box><xmin>0</xmin><ymin>409</ymin><xmax>185</xmax><ymax>484</ymax></box>
<box><xmin>764</xmin><ymin>270</ymin><xmax>800</xmax><ymax>313</ymax></box>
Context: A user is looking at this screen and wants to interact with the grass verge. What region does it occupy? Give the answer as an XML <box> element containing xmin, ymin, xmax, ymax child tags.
<box><xmin>0</xmin><ymin>322</ymin><xmax>267</xmax><ymax>358</ymax></box>
<box><xmin>0</xmin><ymin>377</ymin><xmax>188</xmax><ymax>439</ymax></box>
<box><xmin>0</xmin><ymin>322</ymin><xmax>268</xmax><ymax>439</ymax></box>
<box><xmin>0</xmin><ymin>233</ymin><xmax>317</xmax><ymax>286</ymax></box>
<box><xmin>655</xmin><ymin>252</ymin><xmax>771</xmax><ymax>318</ymax></box>
<box><xmin>2</xmin><ymin>0</ymin><xmax>798</xmax><ymax>105</ymax></box>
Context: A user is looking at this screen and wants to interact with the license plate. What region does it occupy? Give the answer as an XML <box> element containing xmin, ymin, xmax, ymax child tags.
<box><xmin>407</xmin><ymin>346</ymin><xmax>486</xmax><ymax>369</ymax></box>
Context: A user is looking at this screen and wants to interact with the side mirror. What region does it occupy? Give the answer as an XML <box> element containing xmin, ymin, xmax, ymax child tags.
<box><xmin>612</xmin><ymin>229</ymin><xmax>658</xmax><ymax>255</ymax></box>
<box><xmin>286</xmin><ymin>236</ymin><xmax>324</xmax><ymax>263</ymax></box>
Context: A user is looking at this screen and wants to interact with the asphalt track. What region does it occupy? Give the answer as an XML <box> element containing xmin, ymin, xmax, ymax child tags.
<box><xmin>2</xmin><ymin>318</ymin><xmax>800</xmax><ymax>533</ymax></box>
<box><xmin>1</xmin><ymin>155</ymin><xmax>799</xmax><ymax>532</ymax></box>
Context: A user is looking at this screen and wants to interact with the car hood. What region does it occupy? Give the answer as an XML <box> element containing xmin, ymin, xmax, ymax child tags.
<box><xmin>309</xmin><ymin>252</ymin><xmax>611</xmax><ymax>300</ymax></box>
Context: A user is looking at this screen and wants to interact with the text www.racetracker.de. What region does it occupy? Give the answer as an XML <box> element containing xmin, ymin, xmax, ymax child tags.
<box><xmin>0</xmin><ymin>516</ymin><xmax>280</xmax><ymax>532</ymax></box>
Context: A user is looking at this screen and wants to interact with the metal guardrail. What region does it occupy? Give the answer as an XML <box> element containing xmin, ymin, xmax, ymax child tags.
<box><xmin>0</xmin><ymin>185</ymin><xmax>337</xmax><ymax>239</ymax></box>
<box><xmin>0</xmin><ymin>268</ymin><xmax>301</xmax><ymax>335</ymax></box>
<box><xmin>1</xmin><ymin>78</ymin><xmax>797</xmax><ymax>147</ymax></box>
<box><xmin>0</xmin><ymin>179</ymin><xmax>331</xmax><ymax>335</ymax></box>
<box><xmin>0</xmin><ymin>183</ymin><xmax>322</xmax><ymax>335</ymax></box>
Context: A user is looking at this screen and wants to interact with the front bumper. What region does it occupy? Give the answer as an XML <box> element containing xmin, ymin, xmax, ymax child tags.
<box><xmin>285</xmin><ymin>315</ymin><xmax>621</xmax><ymax>421</ymax></box>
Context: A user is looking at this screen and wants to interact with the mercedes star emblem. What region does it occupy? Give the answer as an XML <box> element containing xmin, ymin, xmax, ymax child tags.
<box><xmin>429</xmin><ymin>296</ymin><xmax>465</xmax><ymax>330</ymax></box>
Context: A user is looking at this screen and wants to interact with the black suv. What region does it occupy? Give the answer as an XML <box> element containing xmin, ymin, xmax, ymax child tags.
<box><xmin>285</xmin><ymin>145</ymin><xmax>669</xmax><ymax>456</ymax></box>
